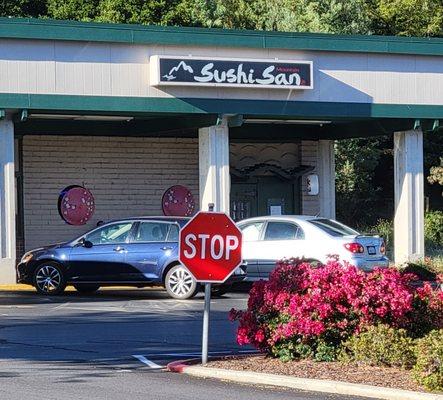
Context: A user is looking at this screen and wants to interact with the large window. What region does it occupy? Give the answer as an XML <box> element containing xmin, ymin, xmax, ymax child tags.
<box><xmin>85</xmin><ymin>222</ymin><xmax>133</xmax><ymax>245</ymax></box>
<box><xmin>264</xmin><ymin>222</ymin><xmax>304</xmax><ymax>241</ymax></box>
<box><xmin>240</xmin><ymin>222</ymin><xmax>264</xmax><ymax>242</ymax></box>
<box><xmin>167</xmin><ymin>224</ymin><xmax>180</xmax><ymax>242</ymax></box>
<box><xmin>133</xmin><ymin>222</ymin><xmax>169</xmax><ymax>242</ymax></box>
<box><xmin>309</xmin><ymin>219</ymin><xmax>358</xmax><ymax>237</ymax></box>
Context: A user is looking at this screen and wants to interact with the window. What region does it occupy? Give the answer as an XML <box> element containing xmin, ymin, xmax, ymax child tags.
<box><xmin>85</xmin><ymin>222</ymin><xmax>133</xmax><ymax>245</ymax></box>
<box><xmin>309</xmin><ymin>219</ymin><xmax>358</xmax><ymax>237</ymax></box>
<box><xmin>167</xmin><ymin>224</ymin><xmax>180</xmax><ymax>242</ymax></box>
<box><xmin>264</xmin><ymin>222</ymin><xmax>303</xmax><ymax>241</ymax></box>
<box><xmin>134</xmin><ymin>222</ymin><xmax>169</xmax><ymax>242</ymax></box>
<box><xmin>240</xmin><ymin>222</ymin><xmax>264</xmax><ymax>242</ymax></box>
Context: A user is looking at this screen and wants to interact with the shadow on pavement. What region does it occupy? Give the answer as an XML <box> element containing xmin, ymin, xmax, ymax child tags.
<box><xmin>0</xmin><ymin>282</ymin><xmax>252</xmax><ymax>306</ymax></box>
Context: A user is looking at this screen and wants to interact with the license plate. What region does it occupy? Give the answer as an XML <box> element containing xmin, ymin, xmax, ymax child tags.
<box><xmin>367</xmin><ymin>246</ymin><xmax>376</xmax><ymax>255</ymax></box>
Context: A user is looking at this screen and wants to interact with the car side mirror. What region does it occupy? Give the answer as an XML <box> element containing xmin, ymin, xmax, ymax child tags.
<box><xmin>83</xmin><ymin>240</ymin><xmax>93</xmax><ymax>248</ymax></box>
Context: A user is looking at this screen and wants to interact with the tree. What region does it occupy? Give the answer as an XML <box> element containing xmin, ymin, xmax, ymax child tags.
<box><xmin>372</xmin><ymin>0</ymin><xmax>443</xmax><ymax>37</ymax></box>
<box><xmin>0</xmin><ymin>0</ymin><xmax>46</xmax><ymax>18</ymax></box>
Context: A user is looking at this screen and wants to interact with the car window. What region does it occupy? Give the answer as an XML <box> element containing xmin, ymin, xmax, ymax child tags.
<box><xmin>85</xmin><ymin>222</ymin><xmax>133</xmax><ymax>245</ymax></box>
<box><xmin>167</xmin><ymin>224</ymin><xmax>180</xmax><ymax>242</ymax></box>
<box><xmin>309</xmin><ymin>218</ymin><xmax>359</xmax><ymax>237</ymax></box>
<box><xmin>264</xmin><ymin>222</ymin><xmax>303</xmax><ymax>241</ymax></box>
<box><xmin>240</xmin><ymin>222</ymin><xmax>264</xmax><ymax>242</ymax></box>
<box><xmin>134</xmin><ymin>222</ymin><xmax>169</xmax><ymax>242</ymax></box>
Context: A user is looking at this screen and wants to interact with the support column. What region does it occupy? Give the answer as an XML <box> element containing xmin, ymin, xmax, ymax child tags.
<box><xmin>318</xmin><ymin>140</ymin><xmax>336</xmax><ymax>219</ymax></box>
<box><xmin>394</xmin><ymin>129</ymin><xmax>424</xmax><ymax>264</ymax></box>
<box><xmin>198</xmin><ymin>118</ymin><xmax>230</xmax><ymax>213</ymax></box>
<box><xmin>0</xmin><ymin>116</ymin><xmax>16</xmax><ymax>283</ymax></box>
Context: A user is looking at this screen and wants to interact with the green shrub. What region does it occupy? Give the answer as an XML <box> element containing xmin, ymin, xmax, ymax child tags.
<box><xmin>401</xmin><ymin>262</ymin><xmax>437</xmax><ymax>281</ymax></box>
<box><xmin>413</xmin><ymin>330</ymin><xmax>443</xmax><ymax>391</ymax></box>
<box><xmin>340</xmin><ymin>324</ymin><xmax>416</xmax><ymax>369</ymax></box>
<box><xmin>425</xmin><ymin>211</ymin><xmax>443</xmax><ymax>250</ymax></box>
<box><xmin>369</xmin><ymin>219</ymin><xmax>393</xmax><ymax>253</ymax></box>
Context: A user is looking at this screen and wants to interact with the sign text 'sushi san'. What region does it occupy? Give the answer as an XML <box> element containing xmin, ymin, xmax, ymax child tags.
<box><xmin>151</xmin><ymin>56</ymin><xmax>313</xmax><ymax>89</ymax></box>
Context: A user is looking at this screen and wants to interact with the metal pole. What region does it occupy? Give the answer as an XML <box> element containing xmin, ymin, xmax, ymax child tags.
<box><xmin>202</xmin><ymin>203</ymin><xmax>214</xmax><ymax>365</ymax></box>
<box><xmin>202</xmin><ymin>282</ymin><xmax>211</xmax><ymax>364</ymax></box>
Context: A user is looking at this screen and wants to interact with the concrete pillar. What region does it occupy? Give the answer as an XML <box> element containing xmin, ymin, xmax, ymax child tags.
<box><xmin>394</xmin><ymin>129</ymin><xmax>424</xmax><ymax>264</ymax></box>
<box><xmin>318</xmin><ymin>140</ymin><xmax>336</xmax><ymax>219</ymax></box>
<box><xmin>198</xmin><ymin>118</ymin><xmax>230</xmax><ymax>213</ymax></box>
<box><xmin>0</xmin><ymin>116</ymin><xmax>16</xmax><ymax>283</ymax></box>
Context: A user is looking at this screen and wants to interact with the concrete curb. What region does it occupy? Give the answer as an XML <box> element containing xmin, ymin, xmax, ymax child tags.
<box><xmin>167</xmin><ymin>360</ymin><xmax>443</xmax><ymax>400</ymax></box>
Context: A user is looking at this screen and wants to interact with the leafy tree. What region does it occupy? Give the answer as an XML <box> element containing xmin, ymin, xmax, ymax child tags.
<box><xmin>371</xmin><ymin>0</ymin><xmax>443</xmax><ymax>37</ymax></box>
<box><xmin>335</xmin><ymin>137</ymin><xmax>385</xmax><ymax>225</ymax></box>
<box><xmin>0</xmin><ymin>0</ymin><xmax>47</xmax><ymax>18</ymax></box>
<box><xmin>46</xmin><ymin>0</ymin><xmax>99</xmax><ymax>21</ymax></box>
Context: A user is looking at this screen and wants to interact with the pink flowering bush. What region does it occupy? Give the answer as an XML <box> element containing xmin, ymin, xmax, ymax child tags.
<box><xmin>230</xmin><ymin>259</ymin><xmax>443</xmax><ymax>361</ymax></box>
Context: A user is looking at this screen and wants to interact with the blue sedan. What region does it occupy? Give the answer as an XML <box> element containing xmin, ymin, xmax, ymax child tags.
<box><xmin>16</xmin><ymin>217</ymin><xmax>245</xmax><ymax>299</ymax></box>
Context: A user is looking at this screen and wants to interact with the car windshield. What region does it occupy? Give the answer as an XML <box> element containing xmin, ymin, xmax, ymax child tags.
<box><xmin>309</xmin><ymin>218</ymin><xmax>359</xmax><ymax>237</ymax></box>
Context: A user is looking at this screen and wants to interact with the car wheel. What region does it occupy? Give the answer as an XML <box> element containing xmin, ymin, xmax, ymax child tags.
<box><xmin>211</xmin><ymin>284</ymin><xmax>232</xmax><ymax>297</ymax></box>
<box><xmin>73</xmin><ymin>284</ymin><xmax>100</xmax><ymax>294</ymax></box>
<box><xmin>165</xmin><ymin>264</ymin><xmax>199</xmax><ymax>300</ymax></box>
<box><xmin>34</xmin><ymin>262</ymin><xmax>66</xmax><ymax>296</ymax></box>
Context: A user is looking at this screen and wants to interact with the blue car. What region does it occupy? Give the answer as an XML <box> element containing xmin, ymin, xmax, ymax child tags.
<box><xmin>17</xmin><ymin>217</ymin><xmax>246</xmax><ymax>299</ymax></box>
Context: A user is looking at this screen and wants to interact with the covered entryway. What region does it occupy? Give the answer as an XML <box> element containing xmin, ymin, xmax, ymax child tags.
<box><xmin>0</xmin><ymin>18</ymin><xmax>442</xmax><ymax>283</ymax></box>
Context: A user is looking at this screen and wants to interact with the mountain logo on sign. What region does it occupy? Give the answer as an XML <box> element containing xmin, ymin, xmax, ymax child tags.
<box><xmin>162</xmin><ymin>61</ymin><xmax>194</xmax><ymax>81</ymax></box>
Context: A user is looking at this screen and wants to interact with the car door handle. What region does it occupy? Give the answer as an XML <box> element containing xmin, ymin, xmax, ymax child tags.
<box><xmin>161</xmin><ymin>246</ymin><xmax>173</xmax><ymax>251</ymax></box>
<box><xmin>113</xmin><ymin>246</ymin><xmax>125</xmax><ymax>252</ymax></box>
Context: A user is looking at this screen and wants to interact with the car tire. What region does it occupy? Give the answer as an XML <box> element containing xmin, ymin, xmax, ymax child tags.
<box><xmin>165</xmin><ymin>264</ymin><xmax>199</xmax><ymax>300</ymax></box>
<box><xmin>34</xmin><ymin>262</ymin><xmax>67</xmax><ymax>296</ymax></box>
<box><xmin>211</xmin><ymin>284</ymin><xmax>232</xmax><ymax>297</ymax></box>
<box><xmin>73</xmin><ymin>284</ymin><xmax>100</xmax><ymax>294</ymax></box>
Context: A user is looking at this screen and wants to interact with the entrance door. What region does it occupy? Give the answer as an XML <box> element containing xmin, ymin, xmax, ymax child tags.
<box><xmin>257</xmin><ymin>177</ymin><xmax>295</xmax><ymax>217</ymax></box>
<box><xmin>231</xmin><ymin>177</ymin><xmax>299</xmax><ymax>221</ymax></box>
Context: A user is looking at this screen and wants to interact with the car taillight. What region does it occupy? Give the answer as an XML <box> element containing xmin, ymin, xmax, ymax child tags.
<box><xmin>380</xmin><ymin>241</ymin><xmax>386</xmax><ymax>255</ymax></box>
<box><xmin>344</xmin><ymin>242</ymin><xmax>364</xmax><ymax>254</ymax></box>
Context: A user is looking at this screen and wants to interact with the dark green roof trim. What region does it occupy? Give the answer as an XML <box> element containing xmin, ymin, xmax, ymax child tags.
<box><xmin>16</xmin><ymin>118</ymin><xmax>411</xmax><ymax>139</ymax></box>
<box><xmin>0</xmin><ymin>17</ymin><xmax>442</xmax><ymax>56</ymax></box>
<box><xmin>1</xmin><ymin>93</ymin><xmax>442</xmax><ymax>120</ymax></box>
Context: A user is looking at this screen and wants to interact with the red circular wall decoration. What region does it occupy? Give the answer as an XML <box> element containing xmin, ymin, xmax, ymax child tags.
<box><xmin>58</xmin><ymin>185</ymin><xmax>95</xmax><ymax>225</ymax></box>
<box><xmin>162</xmin><ymin>185</ymin><xmax>196</xmax><ymax>217</ymax></box>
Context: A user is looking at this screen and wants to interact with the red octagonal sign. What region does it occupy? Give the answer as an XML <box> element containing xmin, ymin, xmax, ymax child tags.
<box><xmin>179</xmin><ymin>212</ymin><xmax>243</xmax><ymax>283</ymax></box>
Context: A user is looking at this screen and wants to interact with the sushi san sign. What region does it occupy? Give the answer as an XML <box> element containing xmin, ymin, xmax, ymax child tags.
<box><xmin>150</xmin><ymin>55</ymin><xmax>313</xmax><ymax>89</ymax></box>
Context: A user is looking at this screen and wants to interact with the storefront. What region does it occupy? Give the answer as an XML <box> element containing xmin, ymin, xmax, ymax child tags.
<box><xmin>0</xmin><ymin>18</ymin><xmax>442</xmax><ymax>283</ymax></box>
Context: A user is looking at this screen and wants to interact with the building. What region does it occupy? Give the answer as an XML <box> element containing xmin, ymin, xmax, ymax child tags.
<box><xmin>0</xmin><ymin>18</ymin><xmax>442</xmax><ymax>283</ymax></box>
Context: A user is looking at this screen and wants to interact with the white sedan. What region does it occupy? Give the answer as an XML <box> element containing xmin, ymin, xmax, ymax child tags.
<box><xmin>237</xmin><ymin>215</ymin><xmax>389</xmax><ymax>281</ymax></box>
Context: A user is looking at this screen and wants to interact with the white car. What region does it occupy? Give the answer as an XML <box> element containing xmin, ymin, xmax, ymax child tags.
<box><xmin>237</xmin><ymin>215</ymin><xmax>389</xmax><ymax>281</ymax></box>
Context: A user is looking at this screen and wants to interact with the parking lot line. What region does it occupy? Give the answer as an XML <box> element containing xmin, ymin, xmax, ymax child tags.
<box><xmin>132</xmin><ymin>355</ymin><xmax>163</xmax><ymax>369</ymax></box>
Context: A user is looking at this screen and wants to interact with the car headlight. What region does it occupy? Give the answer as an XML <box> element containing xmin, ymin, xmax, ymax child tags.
<box><xmin>20</xmin><ymin>252</ymin><xmax>34</xmax><ymax>264</ymax></box>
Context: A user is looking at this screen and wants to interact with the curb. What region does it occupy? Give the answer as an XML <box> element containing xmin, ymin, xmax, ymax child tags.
<box><xmin>167</xmin><ymin>359</ymin><xmax>443</xmax><ymax>400</ymax></box>
<box><xmin>0</xmin><ymin>284</ymin><xmax>33</xmax><ymax>291</ymax></box>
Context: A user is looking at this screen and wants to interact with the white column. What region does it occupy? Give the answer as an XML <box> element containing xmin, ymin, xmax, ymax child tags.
<box><xmin>318</xmin><ymin>140</ymin><xmax>336</xmax><ymax>219</ymax></box>
<box><xmin>0</xmin><ymin>116</ymin><xmax>16</xmax><ymax>283</ymax></box>
<box><xmin>198</xmin><ymin>118</ymin><xmax>230</xmax><ymax>213</ymax></box>
<box><xmin>394</xmin><ymin>129</ymin><xmax>424</xmax><ymax>264</ymax></box>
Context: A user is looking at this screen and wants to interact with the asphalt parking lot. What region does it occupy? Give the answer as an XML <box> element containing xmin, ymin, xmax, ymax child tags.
<box><xmin>0</xmin><ymin>287</ymin><xmax>365</xmax><ymax>400</ymax></box>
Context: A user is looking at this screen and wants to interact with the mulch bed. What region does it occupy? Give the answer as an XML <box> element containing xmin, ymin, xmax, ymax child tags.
<box><xmin>208</xmin><ymin>355</ymin><xmax>426</xmax><ymax>392</ymax></box>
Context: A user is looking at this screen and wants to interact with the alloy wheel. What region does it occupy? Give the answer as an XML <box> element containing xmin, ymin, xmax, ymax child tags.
<box><xmin>35</xmin><ymin>265</ymin><xmax>62</xmax><ymax>294</ymax></box>
<box><xmin>167</xmin><ymin>266</ymin><xmax>195</xmax><ymax>297</ymax></box>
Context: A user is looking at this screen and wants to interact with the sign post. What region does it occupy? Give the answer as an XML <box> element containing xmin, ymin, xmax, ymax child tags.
<box><xmin>179</xmin><ymin>211</ymin><xmax>242</xmax><ymax>365</ymax></box>
<box><xmin>202</xmin><ymin>282</ymin><xmax>211</xmax><ymax>364</ymax></box>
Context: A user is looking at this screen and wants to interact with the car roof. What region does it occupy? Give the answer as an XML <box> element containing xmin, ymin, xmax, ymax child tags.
<box><xmin>237</xmin><ymin>215</ymin><xmax>319</xmax><ymax>223</ymax></box>
<box><xmin>105</xmin><ymin>216</ymin><xmax>191</xmax><ymax>225</ymax></box>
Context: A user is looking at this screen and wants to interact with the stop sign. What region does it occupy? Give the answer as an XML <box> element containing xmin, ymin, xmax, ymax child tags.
<box><xmin>179</xmin><ymin>212</ymin><xmax>243</xmax><ymax>283</ymax></box>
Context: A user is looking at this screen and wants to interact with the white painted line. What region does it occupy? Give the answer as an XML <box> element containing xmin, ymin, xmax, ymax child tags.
<box><xmin>132</xmin><ymin>355</ymin><xmax>163</xmax><ymax>369</ymax></box>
